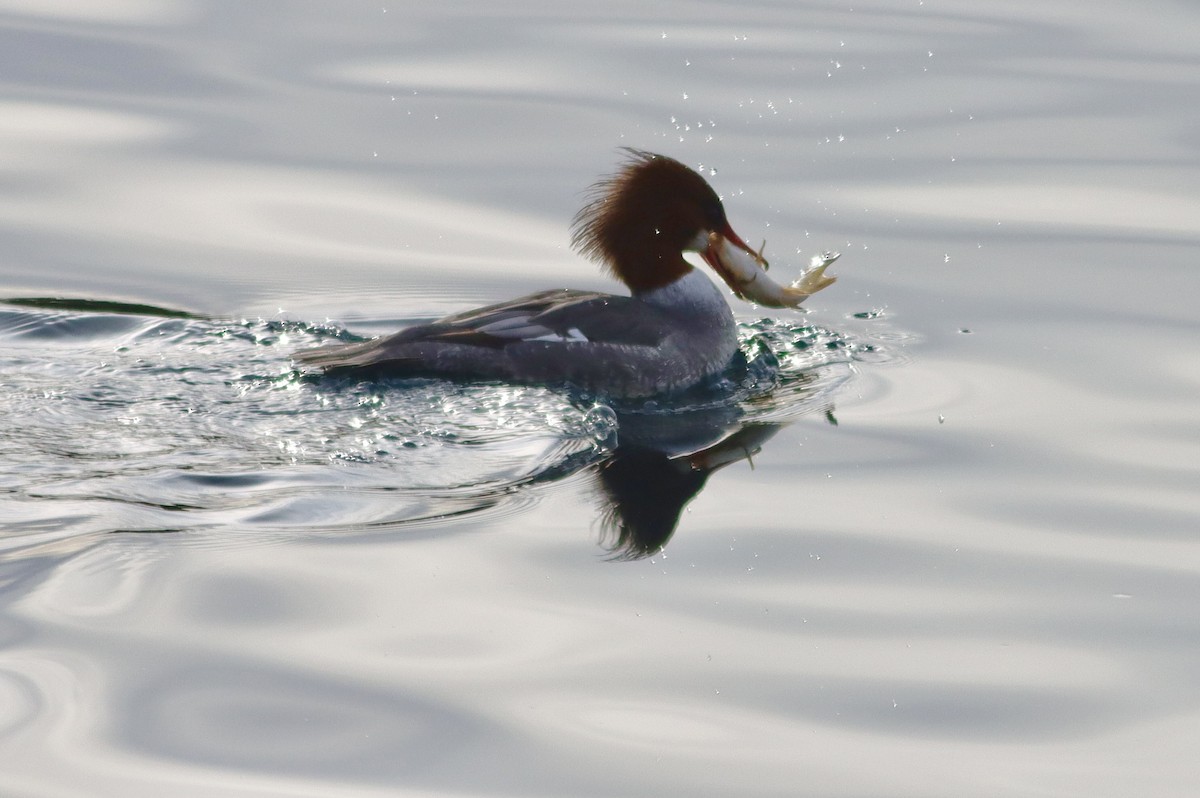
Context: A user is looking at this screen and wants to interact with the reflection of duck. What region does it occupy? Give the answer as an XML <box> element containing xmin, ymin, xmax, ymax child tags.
<box><xmin>593</xmin><ymin>408</ymin><xmax>786</xmax><ymax>559</ymax></box>
<box><xmin>298</xmin><ymin>150</ymin><xmax>818</xmax><ymax>398</ymax></box>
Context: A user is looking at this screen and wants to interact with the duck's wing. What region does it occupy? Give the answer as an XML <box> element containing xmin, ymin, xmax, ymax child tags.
<box><xmin>295</xmin><ymin>289</ymin><xmax>672</xmax><ymax>370</ymax></box>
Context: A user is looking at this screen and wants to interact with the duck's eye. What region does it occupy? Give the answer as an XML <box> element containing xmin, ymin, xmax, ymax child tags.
<box><xmin>703</xmin><ymin>202</ymin><xmax>726</xmax><ymax>231</ymax></box>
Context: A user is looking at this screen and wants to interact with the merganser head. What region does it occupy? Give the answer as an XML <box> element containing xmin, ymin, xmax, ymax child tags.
<box><xmin>571</xmin><ymin>148</ymin><xmax>767</xmax><ymax>295</ymax></box>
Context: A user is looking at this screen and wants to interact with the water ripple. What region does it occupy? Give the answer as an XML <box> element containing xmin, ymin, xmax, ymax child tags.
<box><xmin>0</xmin><ymin>299</ymin><xmax>899</xmax><ymax>558</ymax></box>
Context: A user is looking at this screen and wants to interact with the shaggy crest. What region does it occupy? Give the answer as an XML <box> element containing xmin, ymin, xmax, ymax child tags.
<box><xmin>570</xmin><ymin>149</ymin><xmax>724</xmax><ymax>290</ymax></box>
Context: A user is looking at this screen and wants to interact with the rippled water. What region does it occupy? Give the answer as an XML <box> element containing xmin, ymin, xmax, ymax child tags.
<box><xmin>1</xmin><ymin>298</ymin><xmax>878</xmax><ymax>559</ymax></box>
<box><xmin>2</xmin><ymin>1</ymin><xmax>1199</xmax><ymax>796</ymax></box>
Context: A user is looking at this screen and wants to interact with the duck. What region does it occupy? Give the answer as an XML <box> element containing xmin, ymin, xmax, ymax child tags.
<box><xmin>297</xmin><ymin>149</ymin><xmax>790</xmax><ymax>398</ymax></box>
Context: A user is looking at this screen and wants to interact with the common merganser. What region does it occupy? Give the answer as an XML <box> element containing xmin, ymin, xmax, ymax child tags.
<box><xmin>298</xmin><ymin>149</ymin><xmax>784</xmax><ymax>398</ymax></box>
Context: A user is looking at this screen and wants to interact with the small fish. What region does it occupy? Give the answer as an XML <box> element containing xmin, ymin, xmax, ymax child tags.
<box><xmin>706</xmin><ymin>233</ymin><xmax>839</xmax><ymax>308</ymax></box>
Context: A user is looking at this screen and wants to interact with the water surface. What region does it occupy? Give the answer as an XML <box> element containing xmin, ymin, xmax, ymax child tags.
<box><xmin>1</xmin><ymin>2</ymin><xmax>1198</xmax><ymax>796</ymax></box>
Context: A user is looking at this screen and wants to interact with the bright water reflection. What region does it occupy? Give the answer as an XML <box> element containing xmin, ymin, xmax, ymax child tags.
<box><xmin>0</xmin><ymin>298</ymin><xmax>873</xmax><ymax>560</ymax></box>
<box><xmin>2</xmin><ymin>1</ymin><xmax>1200</xmax><ymax>796</ymax></box>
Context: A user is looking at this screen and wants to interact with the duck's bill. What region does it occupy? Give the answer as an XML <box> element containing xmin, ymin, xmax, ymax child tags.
<box><xmin>702</xmin><ymin>231</ymin><xmax>838</xmax><ymax>309</ymax></box>
<box><xmin>700</xmin><ymin>226</ymin><xmax>765</xmax><ymax>298</ymax></box>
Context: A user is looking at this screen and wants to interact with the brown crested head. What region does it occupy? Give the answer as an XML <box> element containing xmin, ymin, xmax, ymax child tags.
<box><xmin>570</xmin><ymin>149</ymin><xmax>735</xmax><ymax>294</ymax></box>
